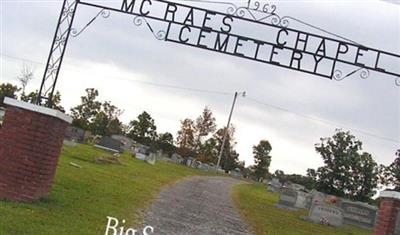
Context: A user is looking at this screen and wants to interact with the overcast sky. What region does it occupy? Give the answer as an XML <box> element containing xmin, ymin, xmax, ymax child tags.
<box><xmin>1</xmin><ymin>0</ymin><xmax>399</xmax><ymax>174</ymax></box>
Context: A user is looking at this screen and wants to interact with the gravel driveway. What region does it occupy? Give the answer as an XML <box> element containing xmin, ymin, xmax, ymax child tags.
<box><xmin>143</xmin><ymin>176</ymin><xmax>252</xmax><ymax>235</ymax></box>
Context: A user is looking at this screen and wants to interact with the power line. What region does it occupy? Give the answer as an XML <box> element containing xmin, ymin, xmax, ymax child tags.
<box><xmin>0</xmin><ymin>53</ymin><xmax>232</xmax><ymax>95</ymax></box>
<box><xmin>0</xmin><ymin>53</ymin><xmax>44</xmax><ymax>65</ymax></box>
<box><xmin>246</xmin><ymin>97</ymin><xmax>400</xmax><ymax>144</ymax></box>
<box><xmin>115</xmin><ymin>77</ymin><xmax>232</xmax><ymax>96</ymax></box>
<box><xmin>1</xmin><ymin>53</ymin><xmax>399</xmax><ymax>144</ymax></box>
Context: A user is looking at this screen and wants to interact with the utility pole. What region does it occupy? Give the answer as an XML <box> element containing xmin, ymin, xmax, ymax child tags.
<box><xmin>216</xmin><ymin>91</ymin><xmax>246</xmax><ymax>171</ymax></box>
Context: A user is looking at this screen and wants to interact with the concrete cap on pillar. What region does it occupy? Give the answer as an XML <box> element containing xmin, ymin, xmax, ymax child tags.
<box><xmin>3</xmin><ymin>97</ymin><xmax>72</xmax><ymax>123</ymax></box>
<box><xmin>379</xmin><ymin>190</ymin><xmax>400</xmax><ymax>199</ymax></box>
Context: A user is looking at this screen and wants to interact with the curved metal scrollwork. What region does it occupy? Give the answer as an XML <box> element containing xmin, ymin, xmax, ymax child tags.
<box><xmin>100</xmin><ymin>9</ymin><xmax>111</xmax><ymax>18</ymax></box>
<box><xmin>71</xmin><ymin>9</ymin><xmax>110</xmax><ymax>37</ymax></box>
<box><xmin>184</xmin><ymin>0</ymin><xmax>289</xmax><ymax>27</ymax></box>
<box><xmin>224</xmin><ymin>1</ymin><xmax>360</xmax><ymax>44</ymax></box>
<box><xmin>133</xmin><ymin>16</ymin><xmax>166</xmax><ymax>40</ymax></box>
<box><xmin>62</xmin><ymin>4</ymin><xmax>77</xmax><ymax>17</ymax></box>
<box><xmin>223</xmin><ymin>1</ymin><xmax>292</xmax><ymax>28</ymax></box>
<box><xmin>54</xmin><ymin>36</ymin><xmax>67</xmax><ymax>46</ymax></box>
<box><xmin>133</xmin><ymin>16</ymin><xmax>144</xmax><ymax>26</ymax></box>
<box><xmin>333</xmin><ymin>70</ymin><xmax>344</xmax><ymax>81</ymax></box>
<box><xmin>395</xmin><ymin>77</ymin><xmax>400</xmax><ymax>86</ymax></box>
<box><xmin>227</xmin><ymin>6</ymin><xmax>274</xmax><ymax>24</ymax></box>
<box><xmin>333</xmin><ymin>68</ymin><xmax>370</xmax><ymax>81</ymax></box>
<box><xmin>359</xmin><ymin>68</ymin><xmax>370</xmax><ymax>79</ymax></box>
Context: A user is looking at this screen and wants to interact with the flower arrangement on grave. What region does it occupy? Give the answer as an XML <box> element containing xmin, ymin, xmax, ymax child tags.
<box><xmin>320</xmin><ymin>216</ymin><xmax>329</xmax><ymax>226</ymax></box>
<box><xmin>323</xmin><ymin>196</ymin><xmax>338</xmax><ymax>207</ymax></box>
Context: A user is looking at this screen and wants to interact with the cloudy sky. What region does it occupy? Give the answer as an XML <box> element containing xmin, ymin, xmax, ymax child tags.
<box><xmin>1</xmin><ymin>0</ymin><xmax>399</xmax><ymax>174</ymax></box>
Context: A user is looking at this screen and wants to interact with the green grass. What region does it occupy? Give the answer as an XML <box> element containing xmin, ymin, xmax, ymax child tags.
<box><xmin>232</xmin><ymin>183</ymin><xmax>373</xmax><ymax>235</ymax></box>
<box><xmin>0</xmin><ymin>144</ymin><xmax>211</xmax><ymax>235</ymax></box>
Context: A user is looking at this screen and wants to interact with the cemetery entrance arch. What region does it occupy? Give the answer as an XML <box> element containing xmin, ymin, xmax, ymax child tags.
<box><xmin>36</xmin><ymin>0</ymin><xmax>400</xmax><ymax>106</ymax></box>
<box><xmin>1</xmin><ymin>2</ymin><xmax>399</xmax><ymax>234</ymax></box>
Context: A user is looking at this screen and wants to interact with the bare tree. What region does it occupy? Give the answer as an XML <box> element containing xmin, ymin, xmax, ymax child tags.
<box><xmin>17</xmin><ymin>64</ymin><xmax>34</xmax><ymax>94</ymax></box>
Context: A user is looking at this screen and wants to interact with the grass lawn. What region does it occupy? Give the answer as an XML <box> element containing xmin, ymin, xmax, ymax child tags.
<box><xmin>0</xmin><ymin>144</ymin><xmax>211</xmax><ymax>235</ymax></box>
<box><xmin>232</xmin><ymin>183</ymin><xmax>373</xmax><ymax>235</ymax></box>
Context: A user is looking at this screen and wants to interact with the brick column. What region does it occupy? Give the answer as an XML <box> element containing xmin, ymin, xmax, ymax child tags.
<box><xmin>374</xmin><ymin>191</ymin><xmax>400</xmax><ymax>235</ymax></box>
<box><xmin>0</xmin><ymin>98</ymin><xmax>72</xmax><ymax>202</ymax></box>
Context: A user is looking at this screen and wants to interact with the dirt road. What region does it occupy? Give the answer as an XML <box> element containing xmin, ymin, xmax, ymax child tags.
<box><xmin>143</xmin><ymin>176</ymin><xmax>252</xmax><ymax>235</ymax></box>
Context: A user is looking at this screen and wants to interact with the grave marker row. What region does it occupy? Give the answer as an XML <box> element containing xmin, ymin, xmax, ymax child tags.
<box><xmin>308</xmin><ymin>204</ymin><xmax>344</xmax><ymax>227</ymax></box>
<box><xmin>341</xmin><ymin>201</ymin><xmax>377</xmax><ymax>229</ymax></box>
<box><xmin>275</xmin><ymin>186</ymin><xmax>377</xmax><ymax>229</ymax></box>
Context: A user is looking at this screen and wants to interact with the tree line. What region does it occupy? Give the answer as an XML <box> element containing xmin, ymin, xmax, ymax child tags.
<box><xmin>1</xmin><ymin>81</ymin><xmax>399</xmax><ymax>201</ymax></box>
<box><xmin>0</xmin><ymin>82</ymin><xmax>271</xmax><ymax>174</ymax></box>
<box><xmin>270</xmin><ymin>130</ymin><xmax>399</xmax><ymax>203</ymax></box>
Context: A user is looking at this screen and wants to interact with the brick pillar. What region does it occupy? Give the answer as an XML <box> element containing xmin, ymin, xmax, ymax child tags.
<box><xmin>0</xmin><ymin>98</ymin><xmax>72</xmax><ymax>202</ymax></box>
<box><xmin>374</xmin><ymin>191</ymin><xmax>400</xmax><ymax>235</ymax></box>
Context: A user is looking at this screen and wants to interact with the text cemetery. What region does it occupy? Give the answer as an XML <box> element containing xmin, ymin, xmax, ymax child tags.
<box><xmin>118</xmin><ymin>0</ymin><xmax>399</xmax><ymax>79</ymax></box>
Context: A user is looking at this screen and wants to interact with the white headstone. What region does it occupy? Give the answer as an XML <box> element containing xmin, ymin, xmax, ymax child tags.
<box><xmin>145</xmin><ymin>153</ymin><xmax>156</xmax><ymax>165</ymax></box>
<box><xmin>310</xmin><ymin>190</ymin><xmax>326</xmax><ymax>206</ymax></box>
<box><xmin>276</xmin><ymin>188</ymin><xmax>298</xmax><ymax>211</ymax></box>
<box><xmin>267</xmin><ymin>178</ymin><xmax>282</xmax><ymax>193</ymax></box>
<box><xmin>171</xmin><ymin>153</ymin><xmax>183</xmax><ymax>164</ymax></box>
<box><xmin>341</xmin><ymin>201</ymin><xmax>377</xmax><ymax>229</ymax></box>
<box><xmin>295</xmin><ymin>191</ymin><xmax>309</xmax><ymax>209</ymax></box>
<box><xmin>186</xmin><ymin>158</ymin><xmax>193</xmax><ymax>167</ymax></box>
<box><xmin>308</xmin><ymin>205</ymin><xmax>344</xmax><ymax>227</ymax></box>
<box><xmin>135</xmin><ymin>153</ymin><xmax>147</xmax><ymax>161</ymax></box>
<box><xmin>63</xmin><ymin>139</ymin><xmax>77</xmax><ymax>147</ymax></box>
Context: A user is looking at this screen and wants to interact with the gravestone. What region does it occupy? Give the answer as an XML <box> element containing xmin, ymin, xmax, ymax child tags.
<box><xmin>134</xmin><ymin>144</ymin><xmax>150</xmax><ymax>154</ymax></box>
<box><xmin>287</xmin><ymin>183</ymin><xmax>306</xmax><ymax>191</ymax></box>
<box><xmin>83</xmin><ymin>130</ymin><xmax>93</xmax><ymax>143</ymax></box>
<box><xmin>199</xmin><ymin>163</ymin><xmax>210</xmax><ymax>171</ymax></box>
<box><xmin>154</xmin><ymin>150</ymin><xmax>170</xmax><ymax>161</ymax></box>
<box><xmin>111</xmin><ymin>135</ymin><xmax>134</xmax><ymax>151</ymax></box>
<box><xmin>63</xmin><ymin>139</ymin><xmax>77</xmax><ymax>147</ymax></box>
<box><xmin>276</xmin><ymin>187</ymin><xmax>298</xmax><ymax>211</ymax></box>
<box><xmin>186</xmin><ymin>157</ymin><xmax>194</xmax><ymax>167</ymax></box>
<box><xmin>308</xmin><ymin>205</ymin><xmax>344</xmax><ymax>227</ymax></box>
<box><xmin>310</xmin><ymin>190</ymin><xmax>326</xmax><ymax>206</ymax></box>
<box><xmin>217</xmin><ymin>168</ymin><xmax>225</xmax><ymax>173</ymax></box>
<box><xmin>64</xmin><ymin>126</ymin><xmax>85</xmax><ymax>142</ymax></box>
<box><xmin>95</xmin><ymin>136</ymin><xmax>124</xmax><ymax>153</ymax></box>
<box><xmin>231</xmin><ymin>168</ymin><xmax>243</xmax><ymax>178</ymax></box>
<box><xmin>203</xmin><ymin>163</ymin><xmax>210</xmax><ymax>171</ymax></box>
<box><xmin>341</xmin><ymin>201</ymin><xmax>377</xmax><ymax>229</ymax></box>
<box><xmin>305</xmin><ymin>193</ymin><xmax>314</xmax><ymax>209</ymax></box>
<box><xmin>145</xmin><ymin>153</ymin><xmax>156</xmax><ymax>165</ymax></box>
<box><xmin>191</xmin><ymin>160</ymin><xmax>200</xmax><ymax>168</ymax></box>
<box><xmin>295</xmin><ymin>191</ymin><xmax>309</xmax><ymax>209</ymax></box>
<box><xmin>327</xmin><ymin>195</ymin><xmax>343</xmax><ymax>208</ymax></box>
<box><xmin>267</xmin><ymin>178</ymin><xmax>282</xmax><ymax>193</ymax></box>
<box><xmin>134</xmin><ymin>144</ymin><xmax>150</xmax><ymax>160</ymax></box>
<box><xmin>171</xmin><ymin>153</ymin><xmax>183</xmax><ymax>164</ymax></box>
<box><xmin>135</xmin><ymin>153</ymin><xmax>146</xmax><ymax>161</ymax></box>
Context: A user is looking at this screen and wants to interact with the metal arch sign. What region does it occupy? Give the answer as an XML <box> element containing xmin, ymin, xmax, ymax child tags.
<box><xmin>37</xmin><ymin>0</ymin><xmax>400</xmax><ymax>106</ymax></box>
